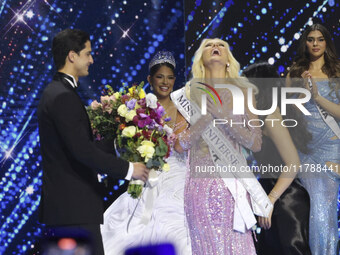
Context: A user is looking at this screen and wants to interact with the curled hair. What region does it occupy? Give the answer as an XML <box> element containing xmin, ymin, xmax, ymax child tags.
<box><xmin>243</xmin><ymin>62</ymin><xmax>311</xmax><ymax>153</ymax></box>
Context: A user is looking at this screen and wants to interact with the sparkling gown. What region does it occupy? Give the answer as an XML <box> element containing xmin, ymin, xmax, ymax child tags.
<box><xmin>298</xmin><ymin>80</ymin><xmax>340</xmax><ymax>255</ymax></box>
<box><xmin>101</xmin><ymin>151</ymin><xmax>192</xmax><ymax>255</ymax></box>
<box><xmin>185</xmin><ymin>142</ymin><xmax>258</xmax><ymax>254</ymax></box>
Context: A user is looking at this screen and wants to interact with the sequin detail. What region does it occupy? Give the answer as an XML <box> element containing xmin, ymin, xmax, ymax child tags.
<box><xmin>298</xmin><ymin>80</ymin><xmax>340</xmax><ymax>255</ymax></box>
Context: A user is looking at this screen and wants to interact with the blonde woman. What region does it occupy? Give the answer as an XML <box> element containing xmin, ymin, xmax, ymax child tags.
<box><xmin>183</xmin><ymin>38</ymin><xmax>269</xmax><ymax>255</ymax></box>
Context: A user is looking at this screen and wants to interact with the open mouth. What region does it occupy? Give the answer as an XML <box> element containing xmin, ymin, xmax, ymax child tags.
<box><xmin>211</xmin><ymin>48</ymin><xmax>221</xmax><ymax>56</ymax></box>
<box><xmin>159</xmin><ymin>86</ymin><xmax>169</xmax><ymax>92</ymax></box>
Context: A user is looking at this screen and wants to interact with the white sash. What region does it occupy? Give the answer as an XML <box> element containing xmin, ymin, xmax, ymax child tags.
<box><xmin>171</xmin><ymin>87</ymin><xmax>273</xmax><ymax>233</ymax></box>
<box><xmin>308</xmin><ymin>78</ymin><xmax>340</xmax><ymax>138</ymax></box>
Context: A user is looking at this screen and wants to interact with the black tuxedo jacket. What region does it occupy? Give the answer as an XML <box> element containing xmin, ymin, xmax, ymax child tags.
<box><xmin>37</xmin><ymin>72</ymin><xmax>129</xmax><ymax>225</ymax></box>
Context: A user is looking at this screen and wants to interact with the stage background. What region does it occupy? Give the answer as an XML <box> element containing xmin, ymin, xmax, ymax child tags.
<box><xmin>0</xmin><ymin>0</ymin><xmax>339</xmax><ymax>254</ymax></box>
<box><xmin>184</xmin><ymin>0</ymin><xmax>340</xmax><ymax>78</ymax></box>
<box><xmin>0</xmin><ymin>0</ymin><xmax>185</xmax><ymax>254</ymax></box>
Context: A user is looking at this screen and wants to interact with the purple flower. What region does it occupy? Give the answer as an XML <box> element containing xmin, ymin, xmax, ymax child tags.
<box><xmin>147</xmin><ymin>120</ymin><xmax>157</xmax><ymax>129</ymax></box>
<box><xmin>137</xmin><ymin>98</ymin><xmax>146</xmax><ymax>108</ymax></box>
<box><xmin>136</xmin><ymin>108</ymin><xmax>146</xmax><ymax>115</ymax></box>
<box><xmin>126</xmin><ymin>99</ymin><xmax>137</xmax><ymax>110</ymax></box>
<box><xmin>139</xmin><ymin>113</ymin><xmax>149</xmax><ymax>118</ymax></box>
<box><xmin>156</xmin><ymin>105</ymin><xmax>165</xmax><ymax>117</ymax></box>
<box><xmin>164</xmin><ymin>117</ymin><xmax>171</xmax><ymax>122</ymax></box>
<box><xmin>138</xmin><ymin>117</ymin><xmax>152</xmax><ymax>128</ymax></box>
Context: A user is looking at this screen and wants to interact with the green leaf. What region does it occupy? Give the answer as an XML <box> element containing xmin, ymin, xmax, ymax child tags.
<box><xmin>146</xmin><ymin>159</ymin><xmax>153</xmax><ymax>168</ymax></box>
<box><xmin>155</xmin><ymin>137</ymin><xmax>168</xmax><ymax>157</ymax></box>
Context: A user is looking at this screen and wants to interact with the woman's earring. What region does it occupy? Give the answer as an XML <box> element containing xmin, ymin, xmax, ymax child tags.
<box><xmin>150</xmin><ymin>85</ymin><xmax>154</xmax><ymax>91</ymax></box>
<box><xmin>226</xmin><ymin>63</ymin><xmax>230</xmax><ymax>72</ymax></box>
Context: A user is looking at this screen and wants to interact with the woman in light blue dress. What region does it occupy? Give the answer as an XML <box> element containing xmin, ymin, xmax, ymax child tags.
<box><xmin>287</xmin><ymin>23</ymin><xmax>340</xmax><ymax>255</ymax></box>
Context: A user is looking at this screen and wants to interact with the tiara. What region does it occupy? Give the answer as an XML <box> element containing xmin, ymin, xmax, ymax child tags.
<box><xmin>149</xmin><ymin>51</ymin><xmax>176</xmax><ymax>70</ymax></box>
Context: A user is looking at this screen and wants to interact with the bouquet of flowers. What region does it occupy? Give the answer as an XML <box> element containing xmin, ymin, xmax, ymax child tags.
<box><xmin>87</xmin><ymin>82</ymin><xmax>174</xmax><ymax>198</ymax></box>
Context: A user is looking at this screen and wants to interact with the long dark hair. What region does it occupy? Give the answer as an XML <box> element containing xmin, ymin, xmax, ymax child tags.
<box><xmin>289</xmin><ymin>24</ymin><xmax>340</xmax><ymax>78</ymax></box>
<box><xmin>289</xmin><ymin>24</ymin><xmax>340</xmax><ymax>100</ymax></box>
<box><xmin>243</xmin><ymin>62</ymin><xmax>311</xmax><ymax>153</ymax></box>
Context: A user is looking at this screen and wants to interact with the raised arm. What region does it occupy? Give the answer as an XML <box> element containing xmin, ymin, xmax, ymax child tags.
<box><xmin>302</xmin><ymin>71</ymin><xmax>340</xmax><ymax>119</ymax></box>
<box><xmin>208</xmin><ymin>88</ymin><xmax>262</xmax><ymax>152</ymax></box>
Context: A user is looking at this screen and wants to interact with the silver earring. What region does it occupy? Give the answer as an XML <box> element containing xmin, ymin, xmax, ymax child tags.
<box><xmin>226</xmin><ymin>63</ymin><xmax>230</xmax><ymax>72</ymax></box>
<box><xmin>150</xmin><ymin>85</ymin><xmax>154</xmax><ymax>91</ymax></box>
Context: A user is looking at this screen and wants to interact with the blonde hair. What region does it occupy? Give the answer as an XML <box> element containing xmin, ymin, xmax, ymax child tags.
<box><xmin>190</xmin><ymin>38</ymin><xmax>258</xmax><ymax>93</ymax></box>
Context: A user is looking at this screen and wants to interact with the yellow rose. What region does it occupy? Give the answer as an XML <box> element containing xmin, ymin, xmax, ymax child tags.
<box><xmin>141</xmin><ymin>140</ymin><xmax>155</xmax><ymax>147</ymax></box>
<box><xmin>162</xmin><ymin>163</ymin><xmax>170</xmax><ymax>172</ymax></box>
<box><xmin>114</xmin><ymin>92</ymin><xmax>120</xmax><ymax>99</ymax></box>
<box><xmin>122</xmin><ymin>126</ymin><xmax>136</xmax><ymax>138</ymax></box>
<box><xmin>125</xmin><ymin>110</ymin><xmax>137</xmax><ymax>122</ymax></box>
<box><xmin>137</xmin><ymin>141</ymin><xmax>155</xmax><ymax>162</ymax></box>
<box><xmin>138</xmin><ymin>89</ymin><xmax>146</xmax><ymax>99</ymax></box>
<box><xmin>117</xmin><ymin>104</ymin><xmax>128</xmax><ymax>117</ymax></box>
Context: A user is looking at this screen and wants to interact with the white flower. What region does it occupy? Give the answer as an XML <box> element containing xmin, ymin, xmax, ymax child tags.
<box><xmin>137</xmin><ymin>140</ymin><xmax>155</xmax><ymax>162</ymax></box>
<box><xmin>122</xmin><ymin>126</ymin><xmax>136</xmax><ymax>138</ymax></box>
<box><xmin>146</xmin><ymin>93</ymin><xmax>158</xmax><ymax>109</ymax></box>
<box><xmin>114</xmin><ymin>92</ymin><xmax>121</xmax><ymax>99</ymax></box>
<box><xmin>117</xmin><ymin>104</ymin><xmax>128</xmax><ymax>117</ymax></box>
<box><xmin>163</xmin><ymin>124</ymin><xmax>173</xmax><ymax>136</ymax></box>
<box><xmin>125</xmin><ymin>110</ymin><xmax>137</xmax><ymax>122</ymax></box>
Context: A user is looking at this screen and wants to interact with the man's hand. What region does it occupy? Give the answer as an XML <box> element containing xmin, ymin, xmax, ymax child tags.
<box><xmin>132</xmin><ymin>162</ymin><xmax>149</xmax><ymax>182</ymax></box>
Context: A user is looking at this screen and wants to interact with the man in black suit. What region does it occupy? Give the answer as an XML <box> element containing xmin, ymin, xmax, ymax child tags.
<box><xmin>37</xmin><ymin>28</ymin><xmax>149</xmax><ymax>255</ymax></box>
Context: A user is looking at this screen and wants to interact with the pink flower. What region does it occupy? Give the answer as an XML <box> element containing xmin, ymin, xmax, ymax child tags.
<box><xmin>100</xmin><ymin>95</ymin><xmax>117</xmax><ymax>114</ymax></box>
<box><xmin>109</xmin><ymin>94</ymin><xmax>117</xmax><ymax>103</ymax></box>
<box><xmin>100</xmin><ymin>95</ymin><xmax>110</xmax><ymax>104</ymax></box>
<box><xmin>90</xmin><ymin>100</ymin><xmax>102</xmax><ymax>110</ymax></box>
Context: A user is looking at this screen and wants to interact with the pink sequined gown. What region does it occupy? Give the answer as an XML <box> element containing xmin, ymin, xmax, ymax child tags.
<box><xmin>184</xmin><ymin>160</ymin><xmax>257</xmax><ymax>254</ymax></box>
<box><xmin>184</xmin><ymin>118</ymin><xmax>261</xmax><ymax>254</ymax></box>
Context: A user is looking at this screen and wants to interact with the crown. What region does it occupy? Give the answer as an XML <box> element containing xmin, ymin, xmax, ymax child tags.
<box><xmin>149</xmin><ymin>51</ymin><xmax>176</xmax><ymax>70</ymax></box>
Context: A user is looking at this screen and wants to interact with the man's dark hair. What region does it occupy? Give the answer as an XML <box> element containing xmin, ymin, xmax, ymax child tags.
<box><xmin>52</xmin><ymin>28</ymin><xmax>90</xmax><ymax>70</ymax></box>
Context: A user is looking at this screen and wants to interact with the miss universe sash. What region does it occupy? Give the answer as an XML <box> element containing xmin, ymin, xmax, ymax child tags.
<box><xmin>308</xmin><ymin>78</ymin><xmax>340</xmax><ymax>139</ymax></box>
<box><xmin>171</xmin><ymin>87</ymin><xmax>273</xmax><ymax>233</ymax></box>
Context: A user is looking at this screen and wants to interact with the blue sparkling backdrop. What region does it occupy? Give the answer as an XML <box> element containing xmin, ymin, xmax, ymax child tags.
<box><xmin>184</xmin><ymin>0</ymin><xmax>340</xmax><ymax>78</ymax></box>
<box><xmin>1</xmin><ymin>0</ymin><xmax>340</xmax><ymax>254</ymax></box>
<box><xmin>0</xmin><ymin>0</ymin><xmax>184</xmax><ymax>254</ymax></box>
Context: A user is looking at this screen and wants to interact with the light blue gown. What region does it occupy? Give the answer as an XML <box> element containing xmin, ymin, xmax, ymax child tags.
<box><xmin>298</xmin><ymin>80</ymin><xmax>340</xmax><ymax>255</ymax></box>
